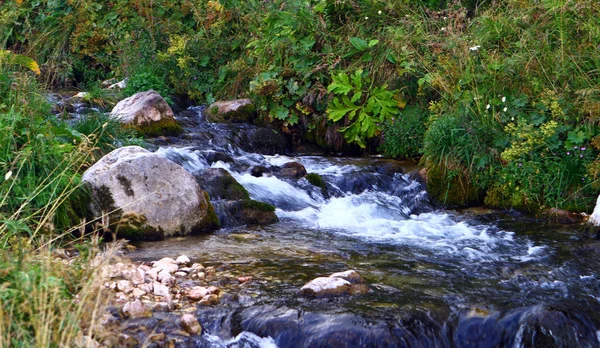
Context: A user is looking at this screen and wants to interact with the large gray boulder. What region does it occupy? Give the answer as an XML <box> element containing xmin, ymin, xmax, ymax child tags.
<box><xmin>82</xmin><ymin>146</ymin><xmax>214</xmax><ymax>240</ymax></box>
<box><xmin>110</xmin><ymin>90</ymin><xmax>181</xmax><ymax>136</ymax></box>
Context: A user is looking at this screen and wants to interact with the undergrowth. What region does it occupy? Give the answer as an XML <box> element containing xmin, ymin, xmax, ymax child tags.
<box><xmin>2</xmin><ymin>0</ymin><xmax>600</xmax><ymax>211</ymax></box>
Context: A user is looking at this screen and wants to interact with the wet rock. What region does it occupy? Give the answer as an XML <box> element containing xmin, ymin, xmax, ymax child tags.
<box><xmin>544</xmin><ymin>208</ymin><xmax>584</xmax><ymax>224</ymax></box>
<box><xmin>199</xmin><ymin>294</ymin><xmax>219</xmax><ymax>306</ymax></box>
<box><xmin>251</xmin><ymin>165</ymin><xmax>270</xmax><ymax>177</ymax></box>
<box><xmin>196</xmin><ymin>168</ymin><xmax>249</xmax><ymax>200</ymax></box>
<box><xmin>82</xmin><ymin>146</ymin><xmax>213</xmax><ymax>240</ymax></box>
<box><xmin>152</xmin><ymin>302</ymin><xmax>173</xmax><ymax>312</ymax></box>
<box><xmin>180</xmin><ymin>313</ymin><xmax>202</xmax><ymax>335</ymax></box>
<box><xmin>122</xmin><ymin>299</ymin><xmax>151</xmax><ymax>318</ymax></box>
<box><xmin>238</xmin><ymin>276</ymin><xmax>253</xmax><ymax>284</ymax></box>
<box><xmin>201</xmin><ymin>150</ymin><xmax>234</xmax><ymax>165</ymax></box>
<box><xmin>206</xmin><ymin>98</ymin><xmax>255</xmax><ymax>124</ymax></box>
<box><xmin>241</xmin><ymin>128</ymin><xmax>289</xmax><ymax>155</ymax></box>
<box><xmin>279</xmin><ymin>162</ymin><xmax>307</xmax><ymax>179</ymax></box>
<box><xmin>224</xmin><ymin>200</ymin><xmax>278</xmax><ymax>226</ymax></box>
<box><xmin>110</xmin><ymin>90</ymin><xmax>181</xmax><ymax>136</ymax></box>
<box><xmin>300</xmin><ymin>270</ymin><xmax>369</xmax><ymax>297</ymax></box>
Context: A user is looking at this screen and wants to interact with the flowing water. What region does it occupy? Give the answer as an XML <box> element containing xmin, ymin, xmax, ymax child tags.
<box><xmin>122</xmin><ymin>106</ymin><xmax>600</xmax><ymax>347</ymax></box>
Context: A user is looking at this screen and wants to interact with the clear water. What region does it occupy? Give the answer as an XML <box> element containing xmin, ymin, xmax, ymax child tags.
<box><xmin>127</xmin><ymin>107</ymin><xmax>600</xmax><ymax>347</ymax></box>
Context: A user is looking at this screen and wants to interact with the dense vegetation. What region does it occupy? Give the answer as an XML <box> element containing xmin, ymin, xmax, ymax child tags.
<box><xmin>0</xmin><ymin>52</ymin><xmax>139</xmax><ymax>345</ymax></box>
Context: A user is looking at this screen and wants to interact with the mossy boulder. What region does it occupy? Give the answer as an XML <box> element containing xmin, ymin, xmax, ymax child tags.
<box><xmin>425</xmin><ymin>165</ymin><xmax>481</xmax><ymax>208</ymax></box>
<box><xmin>227</xmin><ymin>199</ymin><xmax>278</xmax><ymax>225</ymax></box>
<box><xmin>205</xmin><ymin>99</ymin><xmax>255</xmax><ymax>124</ymax></box>
<box><xmin>195</xmin><ymin>168</ymin><xmax>250</xmax><ymax>200</ymax></box>
<box><xmin>111</xmin><ymin>90</ymin><xmax>182</xmax><ymax>136</ymax></box>
<box><xmin>82</xmin><ymin>146</ymin><xmax>214</xmax><ymax>240</ymax></box>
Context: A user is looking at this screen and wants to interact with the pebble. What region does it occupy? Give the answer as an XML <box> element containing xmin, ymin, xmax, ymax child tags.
<box><xmin>153</xmin><ymin>282</ymin><xmax>170</xmax><ymax>299</ymax></box>
<box><xmin>176</xmin><ymin>255</ymin><xmax>191</xmax><ymax>265</ymax></box>
<box><xmin>238</xmin><ymin>276</ymin><xmax>253</xmax><ymax>284</ymax></box>
<box><xmin>116</xmin><ymin>280</ymin><xmax>133</xmax><ymax>293</ymax></box>
<box><xmin>122</xmin><ymin>299</ymin><xmax>151</xmax><ymax>318</ymax></box>
<box><xmin>131</xmin><ymin>288</ymin><xmax>146</xmax><ymax>298</ymax></box>
<box><xmin>180</xmin><ymin>314</ymin><xmax>202</xmax><ymax>335</ymax></box>
<box><xmin>199</xmin><ymin>294</ymin><xmax>219</xmax><ymax>306</ymax></box>
<box><xmin>187</xmin><ymin>286</ymin><xmax>210</xmax><ymax>301</ymax></box>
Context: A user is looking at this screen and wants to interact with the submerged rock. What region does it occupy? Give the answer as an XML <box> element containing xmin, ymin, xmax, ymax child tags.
<box><xmin>300</xmin><ymin>270</ymin><xmax>369</xmax><ymax>297</ymax></box>
<box><xmin>82</xmin><ymin>146</ymin><xmax>213</xmax><ymax>240</ymax></box>
<box><xmin>110</xmin><ymin>90</ymin><xmax>181</xmax><ymax>136</ymax></box>
<box><xmin>206</xmin><ymin>98</ymin><xmax>255</xmax><ymax>124</ymax></box>
<box><xmin>180</xmin><ymin>314</ymin><xmax>202</xmax><ymax>335</ymax></box>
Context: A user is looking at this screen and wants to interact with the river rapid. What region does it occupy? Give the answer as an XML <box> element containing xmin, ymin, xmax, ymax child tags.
<box><xmin>118</xmin><ymin>105</ymin><xmax>600</xmax><ymax>347</ymax></box>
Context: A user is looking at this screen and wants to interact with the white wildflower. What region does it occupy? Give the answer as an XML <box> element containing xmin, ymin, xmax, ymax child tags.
<box><xmin>365</xmin><ymin>16</ymin><xmax>369</xmax><ymax>20</ymax></box>
<box><xmin>469</xmin><ymin>45</ymin><xmax>481</xmax><ymax>51</ymax></box>
<box><xmin>378</xmin><ymin>10</ymin><xmax>382</xmax><ymax>15</ymax></box>
<box><xmin>503</xmin><ymin>107</ymin><xmax>508</xmax><ymax>112</ymax></box>
<box><xmin>486</xmin><ymin>104</ymin><xmax>491</xmax><ymax>110</ymax></box>
<box><xmin>4</xmin><ymin>171</ymin><xmax>12</xmax><ymax>181</ymax></box>
<box><xmin>501</xmin><ymin>96</ymin><xmax>506</xmax><ymax>103</ymax></box>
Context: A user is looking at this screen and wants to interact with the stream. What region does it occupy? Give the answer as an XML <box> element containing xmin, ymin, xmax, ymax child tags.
<box><xmin>72</xmin><ymin>101</ymin><xmax>600</xmax><ymax>347</ymax></box>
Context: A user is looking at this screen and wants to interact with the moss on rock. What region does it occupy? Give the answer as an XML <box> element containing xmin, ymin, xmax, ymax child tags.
<box><xmin>134</xmin><ymin>118</ymin><xmax>183</xmax><ymax>137</ymax></box>
<box><xmin>195</xmin><ymin>192</ymin><xmax>221</xmax><ymax>232</ymax></box>
<box><xmin>306</xmin><ymin>173</ymin><xmax>326</xmax><ymax>190</ymax></box>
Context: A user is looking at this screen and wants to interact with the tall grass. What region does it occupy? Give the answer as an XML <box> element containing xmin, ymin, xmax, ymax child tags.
<box><xmin>0</xmin><ymin>60</ymin><xmax>137</xmax><ymax>346</ymax></box>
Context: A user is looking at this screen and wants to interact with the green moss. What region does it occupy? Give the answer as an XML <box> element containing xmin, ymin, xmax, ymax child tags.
<box><xmin>114</xmin><ymin>212</ymin><xmax>163</xmax><ymax>241</ymax></box>
<box><xmin>134</xmin><ymin>118</ymin><xmax>183</xmax><ymax>137</ymax></box>
<box><xmin>306</xmin><ymin>173</ymin><xmax>326</xmax><ymax>190</ymax></box>
<box><xmin>221</xmin><ymin>175</ymin><xmax>250</xmax><ymax>200</ymax></box>
<box><xmin>195</xmin><ymin>192</ymin><xmax>221</xmax><ymax>232</ymax></box>
<box><xmin>207</xmin><ymin>103</ymin><xmax>256</xmax><ymax>124</ymax></box>
<box><xmin>241</xmin><ymin>199</ymin><xmax>276</xmax><ymax>212</ymax></box>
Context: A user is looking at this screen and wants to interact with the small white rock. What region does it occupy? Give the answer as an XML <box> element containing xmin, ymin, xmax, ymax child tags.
<box><xmin>176</xmin><ymin>255</ymin><xmax>191</xmax><ymax>265</ymax></box>
<box><xmin>131</xmin><ymin>288</ymin><xmax>146</xmax><ymax>298</ymax></box>
<box><xmin>116</xmin><ymin>280</ymin><xmax>133</xmax><ymax>293</ymax></box>
<box><xmin>153</xmin><ymin>282</ymin><xmax>170</xmax><ymax>298</ymax></box>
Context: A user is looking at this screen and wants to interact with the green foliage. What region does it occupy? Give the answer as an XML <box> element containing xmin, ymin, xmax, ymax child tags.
<box><xmin>4</xmin><ymin>0</ymin><xmax>600</xmax><ymax>212</ymax></box>
<box><xmin>327</xmin><ymin>69</ymin><xmax>401</xmax><ymax>147</ymax></box>
<box><xmin>123</xmin><ymin>71</ymin><xmax>172</xmax><ymax>102</ymax></box>
<box><xmin>379</xmin><ymin>105</ymin><xmax>427</xmax><ymax>158</ymax></box>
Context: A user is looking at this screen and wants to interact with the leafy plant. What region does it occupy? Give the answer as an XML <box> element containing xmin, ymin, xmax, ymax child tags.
<box><xmin>327</xmin><ymin>69</ymin><xmax>401</xmax><ymax>147</ymax></box>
